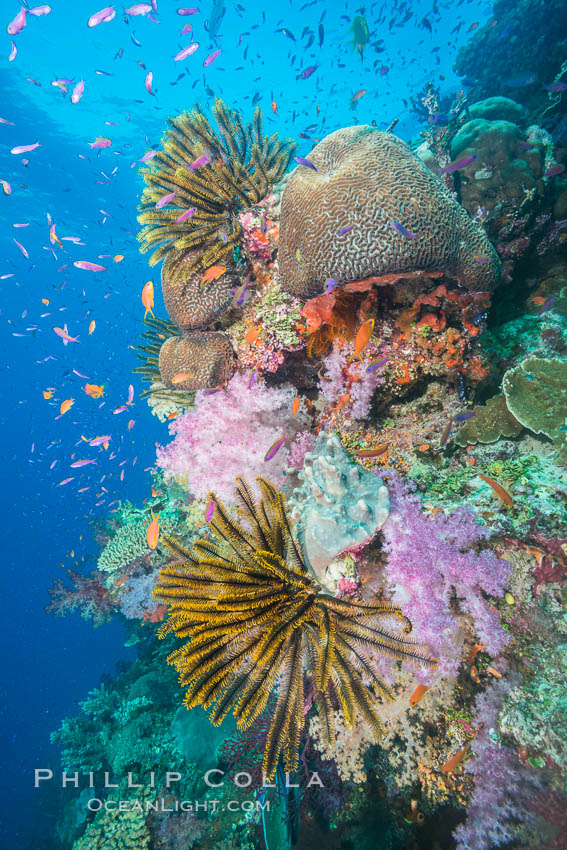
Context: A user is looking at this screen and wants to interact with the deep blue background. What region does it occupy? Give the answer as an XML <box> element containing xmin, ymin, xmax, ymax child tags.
<box><xmin>0</xmin><ymin>0</ymin><xmax>492</xmax><ymax>845</ymax></box>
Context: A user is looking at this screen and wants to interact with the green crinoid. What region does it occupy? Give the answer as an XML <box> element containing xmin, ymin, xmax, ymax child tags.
<box><xmin>155</xmin><ymin>477</ymin><xmax>435</xmax><ymax>779</ymax></box>
<box><xmin>137</xmin><ymin>98</ymin><xmax>297</xmax><ymax>284</ymax></box>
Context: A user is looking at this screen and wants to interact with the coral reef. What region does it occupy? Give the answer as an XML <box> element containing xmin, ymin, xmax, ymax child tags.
<box><xmin>287</xmin><ymin>433</ymin><xmax>390</xmax><ymax>582</ymax></box>
<box><xmin>46</xmin><ymin>569</ymin><xmax>116</xmax><ymax>626</ymax></box>
<box><xmin>454</xmin><ymin>394</ymin><xmax>522</xmax><ymax>446</ymax></box>
<box><xmin>155</xmin><ymin>476</ymin><xmax>434</xmax><ymax>778</ymax></box>
<box><xmin>137</xmin><ymin>98</ymin><xmax>295</xmax><ymax>392</ymax></box>
<box><xmin>278</xmin><ymin>126</ymin><xmax>501</xmax><ymax>299</ymax></box>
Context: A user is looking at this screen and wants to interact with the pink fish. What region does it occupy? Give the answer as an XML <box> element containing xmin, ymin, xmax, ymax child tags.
<box><xmin>144</xmin><ymin>71</ymin><xmax>154</xmax><ymax>95</ymax></box>
<box><xmin>190</xmin><ymin>152</ymin><xmax>211</xmax><ymax>170</ymax></box>
<box><xmin>203</xmin><ymin>48</ymin><xmax>221</xmax><ymax>67</ymax></box>
<box><xmin>205</xmin><ymin>499</ymin><xmax>215</xmax><ymax>522</ymax></box>
<box><xmin>14</xmin><ymin>238</ymin><xmax>28</xmax><ymax>258</ymax></box>
<box><xmin>440</xmin><ymin>154</ymin><xmax>478</xmax><ymax>173</ymax></box>
<box><xmin>7</xmin><ymin>7</ymin><xmax>27</xmax><ymax>35</ymax></box>
<box><xmin>29</xmin><ymin>5</ymin><xmax>52</xmax><ymax>15</ymax></box>
<box><xmin>87</xmin><ymin>6</ymin><xmax>116</xmax><ymax>27</ymax></box>
<box><xmin>89</xmin><ymin>137</ymin><xmax>112</xmax><ymax>149</ymax></box>
<box><xmin>127</xmin><ymin>384</ymin><xmax>135</xmax><ymax>404</ymax></box>
<box><xmin>53</xmin><ymin>325</ymin><xmax>80</xmax><ymax>344</ymax></box>
<box><xmin>139</xmin><ymin>149</ymin><xmax>157</xmax><ymax>162</ymax></box>
<box><xmin>174</xmin><ymin>42</ymin><xmax>199</xmax><ymax>61</ymax></box>
<box><xmin>180</xmin><ymin>23</ymin><xmax>192</xmax><ymax>33</ymax></box>
<box><xmin>264</xmin><ymin>434</ymin><xmax>287</xmax><ymax>462</ymax></box>
<box><xmin>71</xmin><ymin>80</ymin><xmax>85</xmax><ymax>104</ymax></box>
<box><xmin>89</xmin><ymin>435</ymin><xmax>111</xmax><ymax>446</ymax></box>
<box><xmin>124</xmin><ymin>3</ymin><xmax>152</xmax><ymax>14</ymax></box>
<box><xmin>73</xmin><ymin>260</ymin><xmax>107</xmax><ymax>271</ymax></box>
<box><xmin>156</xmin><ymin>190</ymin><xmax>176</xmax><ymax>209</ymax></box>
<box><xmin>127</xmin><ymin>419</ymin><xmax>135</xmax><ymax>430</ymax></box>
<box><xmin>1</xmin><ymin>179</ymin><xmax>12</xmax><ymax>195</ymax></box>
<box><xmin>175</xmin><ymin>207</ymin><xmax>196</xmax><ymax>223</ymax></box>
<box><xmin>11</xmin><ymin>142</ymin><xmax>40</xmax><ymax>154</ymax></box>
<box><xmin>8</xmin><ymin>41</ymin><xmax>17</xmax><ymax>62</ymax></box>
<box><xmin>58</xmin><ymin>477</ymin><xmax>74</xmax><ymax>486</ymax></box>
<box><xmin>70</xmin><ymin>459</ymin><xmax>97</xmax><ymax>468</ymax></box>
<box><xmin>177</xmin><ymin>7</ymin><xmax>199</xmax><ymax>14</ymax></box>
<box><xmin>113</xmin><ymin>404</ymin><xmax>128</xmax><ymax>414</ymax></box>
<box><xmin>0</xmin><ymin>117</ymin><xmax>15</xmax><ymax>125</ymax></box>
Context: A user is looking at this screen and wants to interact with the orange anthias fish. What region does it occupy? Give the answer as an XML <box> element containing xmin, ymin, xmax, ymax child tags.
<box><xmin>43</xmin><ymin>390</ymin><xmax>54</xmax><ymax>399</ymax></box>
<box><xmin>171</xmin><ymin>372</ymin><xmax>193</xmax><ymax>385</ymax></box>
<box><xmin>245</xmin><ymin>325</ymin><xmax>261</xmax><ymax>345</ymax></box>
<box><xmin>291</xmin><ymin>396</ymin><xmax>301</xmax><ymax>416</ymax></box>
<box><xmin>113</xmin><ymin>254</ymin><xmax>124</xmax><ymax>262</ymax></box>
<box><xmin>201</xmin><ymin>265</ymin><xmax>226</xmax><ymax>283</ymax></box>
<box><xmin>354</xmin><ymin>444</ymin><xmax>388</xmax><ymax>458</ymax></box>
<box><xmin>84</xmin><ymin>383</ymin><xmax>104</xmax><ymax>399</ymax></box>
<box><xmin>354</xmin><ymin>318</ymin><xmax>375</xmax><ymax>359</ymax></box>
<box><xmin>141</xmin><ymin>280</ymin><xmax>154</xmax><ymax>319</ymax></box>
<box><xmin>441</xmin><ymin>744</ymin><xmax>470</xmax><ymax>774</ymax></box>
<box><xmin>478</xmin><ymin>474</ymin><xmax>513</xmax><ymax>507</ymax></box>
<box><xmin>271</xmin><ymin>100</ymin><xmax>277</xmax><ymax>114</ymax></box>
<box><xmin>409</xmin><ymin>684</ymin><xmax>430</xmax><ymax>707</ymax></box>
<box><xmin>59</xmin><ymin>398</ymin><xmax>75</xmax><ymax>415</ymax></box>
<box><xmin>146</xmin><ymin>510</ymin><xmax>161</xmax><ymax>550</ymax></box>
<box><xmin>88</xmin><ymin>320</ymin><xmax>96</xmax><ymax>335</ymax></box>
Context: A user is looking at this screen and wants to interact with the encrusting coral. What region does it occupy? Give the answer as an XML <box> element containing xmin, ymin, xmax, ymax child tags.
<box><xmin>502</xmin><ymin>355</ymin><xmax>567</xmax><ymax>457</ymax></box>
<box><xmin>278</xmin><ymin>125</ymin><xmax>501</xmax><ymax>299</ymax></box>
<box><xmin>454</xmin><ymin>393</ymin><xmax>522</xmax><ymax>447</ymax></box>
<box><xmin>155</xmin><ymin>476</ymin><xmax>435</xmax><ymax>778</ymax></box>
<box><xmin>137</xmin><ymin>98</ymin><xmax>296</xmax><ymax>392</ymax></box>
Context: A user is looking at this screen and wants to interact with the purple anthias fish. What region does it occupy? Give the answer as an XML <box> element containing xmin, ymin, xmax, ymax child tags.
<box><xmin>544</xmin><ymin>82</ymin><xmax>567</xmax><ymax>92</ymax></box>
<box><xmin>205</xmin><ymin>499</ymin><xmax>215</xmax><ymax>522</ymax></box>
<box><xmin>544</xmin><ymin>164</ymin><xmax>565</xmax><ymax>178</ymax></box>
<box><xmin>247</xmin><ymin>369</ymin><xmax>258</xmax><ymax>389</ymax></box>
<box><xmin>366</xmin><ymin>357</ymin><xmax>388</xmax><ymax>373</ymax></box>
<box><xmin>538</xmin><ymin>296</ymin><xmax>555</xmax><ymax>315</ymax></box>
<box><xmin>324</xmin><ymin>278</ymin><xmax>338</xmax><ymax>294</ymax></box>
<box><xmin>440</xmin><ymin>154</ymin><xmax>478</xmax><ymax>173</ymax></box>
<box><xmin>294</xmin><ymin>155</ymin><xmax>317</xmax><ymax>171</ymax></box>
<box><xmin>454</xmin><ymin>412</ymin><xmax>475</xmax><ymax>422</ymax></box>
<box><xmin>264</xmin><ymin>434</ymin><xmax>287</xmax><ymax>462</ymax></box>
<box><xmin>391</xmin><ymin>220</ymin><xmax>416</xmax><ymax>239</ymax></box>
<box><xmin>175</xmin><ymin>208</ymin><xmax>196</xmax><ymax>223</ymax></box>
<box><xmin>337</xmin><ymin>225</ymin><xmax>353</xmax><ymax>235</ymax></box>
<box><xmin>300</xmin><ymin>65</ymin><xmax>318</xmax><ymax>79</ymax></box>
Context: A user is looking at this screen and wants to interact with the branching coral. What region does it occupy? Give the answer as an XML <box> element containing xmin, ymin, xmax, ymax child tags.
<box><xmin>46</xmin><ymin>569</ymin><xmax>115</xmax><ymax>626</ymax></box>
<box><xmin>155</xmin><ymin>476</ymin><xmax>435</xmax><ymax>778</ymax></box>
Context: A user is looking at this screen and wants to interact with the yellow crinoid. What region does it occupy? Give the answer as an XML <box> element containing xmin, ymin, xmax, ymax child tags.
<box><xmin>155</xmin><ymin>477</ymin><xmax>435</xmax><ymax>779</ymax></box>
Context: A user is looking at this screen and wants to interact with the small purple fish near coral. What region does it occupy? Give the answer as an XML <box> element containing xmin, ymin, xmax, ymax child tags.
<box><xmin>247</xmin><ymin>369</ymin><xmax>258</xmax><ymax>389</ymax></box>
<box><xmin>324</xmin><ymin>278</ymin><xmax>338</xmax><ymax>294</ymax></box>
<box><xmin>205</xmin><ymin>499</ymin><xmax>215</xmax><ymax>522</ymax></box>
<box><xmin>337</xmin><ymin>226</ymin><xmax>353</xmax><ymax>235</ymax></box>
<box><xmin>455</xmin><ymin>412</ymin><xmax>475</xmax><ymax>422</ymax></box>
<box><xmin>538</xmin><ymin>295</ymin><xmax>555</xmax><ymax>315</ymax></box>
<box><xmin>300</xmin><ymin>65</ymin><xmax>318</xmax><ymax>79</ymax></box>
<box><xmin>294</xmin><ymin>155</ymin><xmax>317</xmax><ymax>171</ymax></box>
<box><xmin>391</xmin><ymin>220</ymin><xmax>416</xmax><ymax>239</ymax></box>
<box><xmin>544</xmin><ymin>164</ymin><xmax>565</xmax><ymax>178</ymax></box>
<box><xmin>366</xmin><ymin>357</ymin><xmax>388</xmax><ymax>373</ymax></box>
<box><xmin>264</xmin><ymin>434</ymin><xmax>287</xmax><ymax>462</ymax></box>
<box><xmin>440</xmin><ymin>154</ymin><xmax>478</xmax><ymax>173</ymax></box>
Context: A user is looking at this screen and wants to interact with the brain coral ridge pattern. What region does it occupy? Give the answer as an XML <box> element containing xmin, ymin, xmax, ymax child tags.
<box><xmin>278</xmin><ymin>126</ymin><xmax>501</xmax><ymax>299</ymax></box>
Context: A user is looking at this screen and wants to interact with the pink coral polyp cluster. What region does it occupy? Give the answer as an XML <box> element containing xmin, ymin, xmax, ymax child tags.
<box><xmin>156</xmin><ymin>372</ymin><xmax>307</xmax><ymax>503</ymax></box>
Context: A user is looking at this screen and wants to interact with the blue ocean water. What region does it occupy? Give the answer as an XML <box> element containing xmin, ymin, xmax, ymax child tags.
<box><xmin>0</xmin><ymin>0</ymin><xmax>506</xmax><ymax>846</ymax></box>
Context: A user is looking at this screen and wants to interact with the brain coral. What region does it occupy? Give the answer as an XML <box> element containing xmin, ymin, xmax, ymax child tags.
<box><xmin>158</xmin><ymin>332</ymin><xmax>235</xmax><ymax>391</ymax></box>
<box><xmin>278</xmin><ymin>126</ymin><xmax>500</xmax><ymax>299</ymax></box>
<box><xmin>161</xmin><ymin>250</ymin><xmax>237</xmax><ymax>330</ymax></box>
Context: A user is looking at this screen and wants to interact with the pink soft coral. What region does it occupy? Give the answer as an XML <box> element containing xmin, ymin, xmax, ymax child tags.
<box><xmin>157</xmin><ymin>372</ymin><xmax>307</xmax><ymax>503</ymax></box>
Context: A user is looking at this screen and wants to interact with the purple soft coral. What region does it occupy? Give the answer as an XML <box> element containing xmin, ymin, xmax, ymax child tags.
<box><xmin>379</xmin><ymin>472</ymin><xmax>510</xmax><ymax>677</ymax></box>
<box><xmin>453</xmin><ymin>681</ymin><xmax>542</xmax><ymax>850</ymax></box>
